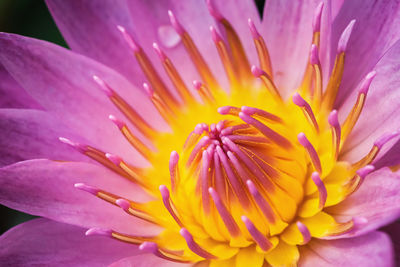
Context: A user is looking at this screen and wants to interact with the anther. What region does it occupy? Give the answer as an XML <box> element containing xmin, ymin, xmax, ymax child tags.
<box><xmin>246</xmin><ymin>180</ymin><xmax>276</xmax><ymax>224</ymax></box>
<box><xmin>328</xmin><ymin>110</ymin><xmax>341</xmax><ymax>159</ymax></box>
<box><xmin>86</xmin><ymin>228</ymin><xmax>112</xmax><ymax>237</ymax></box>
<box><xmin>193</xmin><ymin>80</ymin><xmax>215</xmax><ymax>104</ymax></box>
<box><xmin>241</xmin><ymin>106</ymin><xmax>282</xmax><ymax>123</ymax></box>
<box><xmin>312</xmin><ymin>2</ymin><xmax>324</xmax><ymax>34</ymax></box>
<box><xmin>292</xmin><ymin>93</ymin><xmax>319</xmax><ymax>132</ymax></box>
<box><xmin>143</xmin><ymin>83</ymin><xmax>175</xmax><ymax>124</ymax></box>
<box><xmin>180</xmin><ymin>228</ymin><xmax>217</xmax><ymax>259</ymax></box>
<box><xmin>296</xmin><ymin>221</ymin><xmax>311</xmax><ymax>244</ymax></box>
<box><xmin>346</xmin><ymin>165</ymin><xmax>375</xmax><ymax>194</ymax></box>
<box><xmin>208</xmin><ymin>187</ymin><xmax>240</xmax><ymax>237</ymax></box>
<box><xmin>117</xmin><ymin>25</ymin><xmax>140</xmax><ymax>52</ymax></box>
<box><xmin>187</xmin><ymin>136</ymin><xmax>211</xmax><ymax>167</ymax></box>
<box><xmin>159</xmin><ymin>185</ymin><xmax>183</xmax><ymax>227</ymax></box>
<box><xmin>311</xmin><ymin>172</ymin><xmax>327</xmax><ymax>209</ymax></box>
<box><xmin>116</xmin><ymin>198</ymin><xmax>158</xmax><ymax>224</ymax></box>
<box><xmin>251</xmin><ymin>65</ymin><xmax>282</xmax><ymax>102</ymax></box>
<box><xmin>74</xmin><ymin>183</ymin><xmax>99</xmax><ymax>195</ymax></box>
<box><xmin>169</xmin><ymin>151</ymin><xmax>180</xmax><ymax>193</ymax></box>
<box><xmin>298</xmin><ymin>133</ymin><xmax>322</xmax><ymax>173</ymax></box>
<box><xmin>105</xmin><ymin>153</ymin><xmax>147</xmax><ymax>188</ymax></box>
<box><xmin>218</xmin><ymin>106</ymin><xmax>241</xmax><ymax>116</ymax></box>
<box><xmin>140</xmin><ymin>242</ymin><xmax>190</xmax><ymax>263</ymax></box>
<box><xmin>310</xmin><ymin>44</ymin><xmax>323</xmax><ymax>105</ymax></box>
<box><xmin>200</xmin><ymin>150</ymin><xmax>212</xmax><ymax>213</ymax></box>
<box><xmin>241</xmin><ymin>215</ymin><xmax>273</xmax><ymax>251</ymax></box>
<box><xmin>167</xmin><ymin>10</ymin><xmax>184</xmax><ymax>35</ymax></box>
<box><xmin>59</xmin><ymin>137</ymin><xmax>87</xmax><ymax>153</ymax></box>
<box><xmin>337</xmin><ymin>20</ymin><xmax>356</xmax><ymax>54</ymax></box>
<box><xmin>248</xmin><ymin>18</ymin><xmax>273</xmax><ymax>77</ymax></box>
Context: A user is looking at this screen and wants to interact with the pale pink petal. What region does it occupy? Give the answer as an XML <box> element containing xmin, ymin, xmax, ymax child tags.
<box><xmin>0</xmin><ymin>109</ymin><xmax>89</xmax><ymax>167</ymax></box>
<box><xmin>0</xmin><ymin>33</ymin><xmax>165</xmax><ymax>165</ymax></box>
<box><xmin>0</xmin><ymin>159</ymin><xmax>159</xmax><ymax>235</ymax></box>
<box><xmin>341</xmin><ymin>40</ymin><xmax>400</xmax><ymax>162</ymax></box>
<box><xmin>382</xmin><ymin>222</ymin><xmax>400</xmax><ymax>266</ymax></box>
<box><xmin>299</xmin><ymin>231</ymin><xmax>394</xmax><ymax>266</ymax></box>
<box><xmin>327</xmin><ymin>168</ymin><xmax>400</xmax><ymax>237</ymax></box>
<box><xmin>0</xmin><ymin>218</ymin><xmax>141</xmax><ymax>266</ymax></box>
<box><xmin>109</xmin><ymin>254</ymin><xmax>189</xmax><ymax>267</ymax></box>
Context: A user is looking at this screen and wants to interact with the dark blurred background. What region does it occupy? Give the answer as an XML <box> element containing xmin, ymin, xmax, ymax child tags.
<box><xmin>0</xmin><ymin>0</ymin><xmax>265</xmax><ymax>235</ymax></box>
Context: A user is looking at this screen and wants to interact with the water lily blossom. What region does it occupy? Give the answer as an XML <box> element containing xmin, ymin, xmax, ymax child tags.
<box><xmin>1</xmin><ymin>0</ymin><xmax>400</xmax><ymax>266</ymax></box>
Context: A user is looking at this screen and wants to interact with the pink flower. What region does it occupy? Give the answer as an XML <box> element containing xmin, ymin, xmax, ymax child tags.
<box><xmin>1</xmin><ymin>0</ymin><xmax>400</xmax><ymax>266</ymax></box>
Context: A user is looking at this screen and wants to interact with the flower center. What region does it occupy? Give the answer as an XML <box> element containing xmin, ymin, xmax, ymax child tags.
<box><xmin>60</xmin><ymin>2</ymin><xmax>399</xmax><ymax>266</ymax></box>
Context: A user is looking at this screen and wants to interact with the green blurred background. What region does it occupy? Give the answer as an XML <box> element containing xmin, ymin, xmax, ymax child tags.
<box><xmin>0</xmin><ymin>0</ymin><xmax>265</xmax><ymax>234</ymax></box>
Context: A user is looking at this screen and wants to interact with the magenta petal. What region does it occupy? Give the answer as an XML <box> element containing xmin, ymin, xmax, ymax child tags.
<box><xmin>333</xmin><ymin>0</ymin><xmax>400</xmax><ymax>108</ymax></box>
<box><xmin>0</xmin><ymin>159</ymin><xmax>160</xmax><ymax>235</ymax></box>
<box><xmin>0</xmin><ymin>33</ymin><xmax>165</xmax><ymax>164</ymax></box>
<box><xmin>341</xmin><ymin>40</ymin><xmax>400</xmax><ymax>162</ymax></box>
<box><xmin>0</xmin><ymin>109</ymin><xmax>89</xmax><ymax>167</ymax></box>
<box><xmin>0</xmin><ymin>218</ymin><xmax>141</xmax><ymax>266</ymax></box>
<box><xmin>328</xmin><ymin>168</ymin><xmax>400</xmax><ymax>237</ymax></box>
<box><xmin>382</xmin><ymin>222</ymin><xmax>400</xmax><ymax>266</ymax></box>
<box><xmin>109</xmin><ymin>254</ymin><xmax>188</xmax><ymax>267</ymax></box>
<box><xmin>299</xmin><ymin>231</ymin><xmax>394</xmax><ymax>266</ymax></box>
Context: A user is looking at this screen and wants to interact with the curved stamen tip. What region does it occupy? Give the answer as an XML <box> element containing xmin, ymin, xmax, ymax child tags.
<box><xmin>248</xmin><ymin>18</ymin><xmax>260</xmax><ymax>38</ymax></box>
<box><xmin>168</xmin><ymin>10</ymin><xmax>185</xmax><ymax>35</ymax></box>
<box><xmin>217</xmin><ymin>106</ymin><xmax>232</xmax><ymax>115</ymax></box>
<box><xmin>117</xmin><ymin>25</ymin><xmax>140</xmax><ymax>52</ymax></box>
<box><xmin>292</xmin><ymin>92</ymin><xmax>307</xmax><ymax>107</ymax></box>
<box><xmin>159</xmin><ymin>184</ymin><xmax>170</xmax><ymax>199</ymax></box>
<box><xmin>93</xmin><ymin>75</ymin><xmax>113</xmax><ymax>97</ymax></box>
<box><xmin>328</xmin><ymin>110</ymin><xmax>339</xmax><ymax>127</ymax></box>
<box><xmin>116</xmin><ymin>198</ymin><xmax>130</xmax><ymax>211</ymax></box>
<box><xmin>85</xmin><ymin>227</ymin><xmax>112</xmax><ymax>237</ymax></box>
<box><xmin>310</xmin><ymin>44</ymin><xmax>320</xmax><ymax>65</ymax></box>
<box><xmin>312</xmin><ymin>2</ymin><xmax>324</xmax><ymax>32</ymax></box>
<box><xmin>374</xmin><ymin>131</ymin><xmax>400</xmax><ymax>149</ymax></box>
<box><xmin>153</xmin><ymin>43</ymin><xmax>167</xmax><ymax>61</ymax></box>
<box><xmin>193</xmin><ymin>80</ymin><xmax>202</xmax><ymax>90</ymax></box>
<box><xmin>297</xmin><ymin>132</ymin><xmax>309</xmax><ymax>146</ymax></box>
<box><xmin>206</xmin><ymin>0</ymin><xmax>224</xmax><ymax>21</ymax></box>
<box><xmin>105</xmin><ymin>153</ymin><xmax>122</xmax><ymax>166</ymax></box>
<box><xmin>139</xmin><ymin>241</ymin><xmax>158</xmax><ymax>253</ymax></box>
<box><xmin>109</xmin><ymin>114</ymin><xmax>125</xmax><ymax>129</ymax></box>
<box><xmin>210</xmin><ymin>26</ymin><xmax>222</xmax><ymax>43</ymax></box>
<box><xmin>170</xmin><ymin>151</ymin><xmax>179</xmax><ymax>165</ymax></box>
<box><xmin>359</xmin><ymin>70</ymin><xmax>377</xmax><ymax>94</ymax></box>
<box><xmin>296</xmin><ymin>221</ymin><xmax>311</xmax><ymax>244</ymax></box>
<box><xmin>74</xmin><ymin>183</ymin><xmax>99</xmax><ymax>195</ymax></box>
<box><xmin>356</xmin><ymin>165</ymin><xmax>375</xmax><ymax>179</ymax></box>
<box><xmin>246</xmin><ymin>180</ymin><xmax>257</xmax><ymax>195</ymax></box>
<box><xmin>58</xmin><ymin>137</ymin><xmax>87</xmax><ymax>153</ymax></box>
<box><xmin>251</xmin><ymin>65</ymin><xmax>264</xmax><ymax>77</ymax></box>
<box><xmin>337</xmin><ymin>19</ymin><xmax>356</xmax><ymax>53</ymax></box>
<box><xmin>142</xmin><ymin>83</ymin><xmax>154</xmax><ymax>97</ymax></box>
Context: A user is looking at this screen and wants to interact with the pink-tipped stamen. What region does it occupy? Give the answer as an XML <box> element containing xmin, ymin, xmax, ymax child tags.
<box><xmin>117</xmin><ymin>25</ymin><xmax>141</xmax><ymax>52</ymax></box>
<box><xmin>310</xmin><ymin>44</ymin><xmax>320</xmax><ymax>65</ymax></box>
<box><xmin>292</xmin><ymin>93</ymin><xmax>319</xmax><ymax>132</ymax></box>
<box><xmin>246</xmin><ymin>180</ymin><xmax>276</xmax><ymax>223</ymax></box>
<box><xmin>241</xmin><ymin>215</ymin><xmax>273</xmax><ymax>251</ymax></box>
<box><xmin>74</xmin><ymin>183</ymin><xmax>99</xmax><ymax>195</ymax></box>
<box><xmin>337</xmin><ymin>20</ymin><xmax>356</xmax><ymax>53</ymax></box>
<box><xmin>143</xmin><ymin>82</ymin><xmax>154</xmax><ymax>97</ymax></box>
<box><xmin>86</xmin><ymin>227</ymin><xmax>112</xmax><ymax>237</ymax></box>
<box><xmin>359</xmin><ymin>71</ymin><xmax>377</xmax><ymax>94</ymax></box>
<box><xmin>139</xmin><ymin>242</ymin><xmax>190</xmax><ymax>263</ymax></box>
<box><xmin>153</xmin><ymin>42</ymin><xmax>167</xmax><ymax>61</ymax></box>
<box><xmin>159</xmin><ymin>185</ymin><xmax>183</xmax><ymax>227</ymax></box>
<box><xmin>180</xmin><ymin>228</ymin><xmax>217</xmax><ymax>259</ymax></box>
<box><xmin>251</xmin><ymin>65</ymin><xmax>281</xmax><ymax>102</ymax></box>
<box><xmin>311</xmin><ymin>172</ymin><xmax>327</xmax><ymax>209</ymax></box>
<box><xmin>217</xmin><ymin>106</ymin><xmax>241</xmax><ymax>116</ymax></box>
<box><xmin>168</xmin><ymin>10</ymin><xmax>185</xmax><ymax>35</ymax></box>
<box><xmin>328</xmin><ymin>110</ymin><xmax>341</xmax><ymax>158</ymax></box>
<box><xmin>108</xmin><ymin>114</ymin><xmax>125</xmax><ymax>129</ymax></box>
<box><xmin>116</xmin><ymin>198</ymin><xmax>130</xmax><ymax>211</ymax></box>
<box><xmin>105</xmin><ymin>153</ymin><xmax>122</xmax><ymax>166</ymax></box>
<box><xmin>356</xmin><ymin>165</ymin><xmax>375</xmax><ymax>180</ymax></box>
<box><xmin>186</xmin><ymin>136</ymin><xmax>211</xmax><ymax>167</ymax></box>
<box><xmin>208</xmin><ymin>187</ymin><xmax>240</xmax><ymax>237</ymax></box>
<box><xmin>200</xmin><ymin>150</ymin><xmax>212</xmax><ymax>213</ymax></box>
<box><xmin>169</xmin><ymin>151</ymin><xmax>180</xmax><ymax>192</ymax></box>
<box><xmin>296</xmin><ymin>221</ymin><xmax>311</xmax><ymax>244</ymax></box>
<box><xmin>241</xmin><ymin>106</ymin><xmax>282</xmax><ymax>123</ymax></box>
<box><xmin>312</xmin><ymin>2</ymin><xmax>324</xmax><ymax>33</ymax></box>
<box><xmin>206</xmin><ymin>0</ymin><xmax>224</xmax><ymax>21</ymax></box>
<box><xmin>59</xmin><ymin>137</ymin><xmax>88</xmax><ymax>153</ymax></box>
<box><xmin>93</xmin><ymin>75</ymin><xmax>114</xmax><ymax>97</ymax></box>
<box><xmin>298</xmin><ymin>133</ymin><xmax>322</xmax><ymax>173</ymax></box>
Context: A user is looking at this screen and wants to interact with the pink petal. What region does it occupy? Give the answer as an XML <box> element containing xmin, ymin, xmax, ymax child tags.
<box><xmin>0</xmin><ymin>159</ymin><xmax>159</xmax><ymax>235</ymax></box>
<box><xmin>0</xmin><ymin>109</ymin><xmax>89</xmax><ymax>167</ymax></box>
<box><xmin>260</xmin><ymin>0</ymin><xmax>333</xmax><ymax>97</ymax></box>
<box><xmin>333</xmin><ymin>0</ymin><xmax>400</xmax><ymax>108</ymax></box>
<box><xmin>0</xmin><ymin>64</ymin><xmax>41</xmax><ymax>109</ymax></box>
<box><xmin>299</xmin><ymin>231</ymin><xmax>394</xmax><ymax>266</ymax></box>
<box><xmin>0</xmin><ymin>218</ymin><xmax>141</xmax><ymax>266</ymax></box>
<box><xmin>341</xmin><ymin>40</ymin><xmax>400</xmax><ymax>162</ymax></box>
<box><xmin>0</xmin><ymin>33</ymin><xmax>165</xmax><ymax>165</ymax></box>
<box><xmin>382</xmin><ymin>222</ymin><xmax>400</xmax><ymax>266</ymax></box>
<box><xmin>109</xmin><ymin>254</ymin><xmax>188</xmax><ymax>267</ymax></box>
<box><xmin>327</xmin><ymin>168</ymin><xmax>400</xmax><ymax>237</ymax></box>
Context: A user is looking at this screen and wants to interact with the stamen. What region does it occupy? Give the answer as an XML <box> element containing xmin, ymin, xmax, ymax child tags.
<box><xmin>342</xmin><ymin>71</ymin><xmax>376</xmax><ymax>141</ymax></box>
<box><xmin>200</xmin><ymin>150</ymin><xmax>212</xmax><ymax>213</ymax></box>
<box><xmin>159</xmin><ymin>185</ymin><xmax>183</xmax><ymax>227</ymax></box>
<box><xmin>311</xmin><ymin>172</ymin><xmax>327</xmax><ymax>209</ymax></box>
<box><xmin>220</xmin><ymin>124</ymin><xmax>252</xmax><ymax>136</ymax></box>
<box><xmin>140</xmin><ymin>242</ymin><xmax>190</xmax><ymax>263</ymax></box>
<box><xmin>218</xmin><ymin>106</ymin><xmax>241</xmax><ymax>116</ymax></box>
<box><xmin>143</xmin><ymin>83</ymin><xmax>175</xmax><ymax>124</ymax></box>
<box><xmin>296</xmin><ymin>221</ymin><xmax>311</xmax><ymax>244</ymax></box>
<box><xmin>180</xmin><ymin>228</ymin><xmax>217</xmax><ymax>259</ymax></box>
<box><xmin>346</xmin><ymin>165</ymin><xmax>375</xmax><ymax>194</ymax></box>
<box><xmin>298</xmin><ymin>133</ymin><xmax>322</xmax><ymax>173</ymax></box>
<box><xmin>352</xmin><ymin>131</ymin><xmax>400</xmax><ymax>169</ymax></box>
<box><xmin>93</xmin><ymin>75</ymin><xmax>155</xmax><ymax>138</ymax></box>
<box><xmin>292</xmin><ymin>93</ymin><xmax>319</xmax><ymax>132</ymax></box>
<box><xmin>246</xmin><ymin>180</ymin><xmax>276</xmax><ymax>224</ymax></box>
<box><xmin>322</xmin><ymin>20</ymin><xmax>356</xmax><ymax>110</ymax></box>
<box><xmin>169</xmin><ymin>151</ymin><xmax>180</xmax><ymax>193</ymax></box>
<box><xmin>310</xmin><ymin>44</ymin><xmax>323</xmax><ymax>106</ymax></box>
<box><xmin>193</xmin><ymin>80</ymin><xmax>215</xmax><ymax>104</ymax></box>
<box><xmin>251</xmin><ymin>66</ymin><xmax>282</xmax><ymax>103</ymax></box>
<box><xmin>153</xmin><ymin>43</ymin><xmax>193</xmax><ymax>105</ymax></box>
<box><xmin>312</xmin><ymin>2</ymin><xmax>324</xmax><ymax>37</ymax></box>
<box><xmin>115</xmin><ymin>198</ymin><xmax>157</xmax><ymax>224</ymax></box>
<box><xmin>168</xmin><ymin>10</ymin><xmax>218</xmax><ymax>88</ymax></box>
<box><xmin>239</xmin><ymin>112</ymin><xmax>292</xmax><ymax>149</ymax></box>
<box><xmin>109</xmin><ymin>114</ymin><xmax>154</xmax><ymax>160</ymax></box>
<box><xmin>328</xmin><ymin>110</ymin><xmax>341</xmax><ymax>159</ymax></box>
<box><xmin>86</xmin><ymin>227</ymin><xmax>112</xmax><ymax>237</ymax></box>
<box><xmin>215</xmin><ymin>146</ymin><xmax>250</xmax><ymax>207</ymax></box>
<box><xmin>241</xmin><ymin>215</ymin><xmax>273</xmax><ymax>251</ymax></box>
<box><xmin>241</xmin><ymin>106</ymin><xmax>282</xmax><ymax>123</ymax></box>
<box><xmin>117</xmin><ymin>25</ymin><xmax>178</xmax><ymax>108</ymax></box>
<box><xmin>248</xmin><ymin>18</ymin><xmax>273</xmax><ymax>77</ymax></box>
<box><xmin>187</xmin><ymin>136</ymin><xmax>211</xmax><ymax>167</ymax></box>
<box><xmin>208</xmin><ymin>187</ymin><xmax>240</xmax><ymax>237</ymax></box>
<box><xmin>59</xmin><ymin>137</ymin><xmax>87</xmax><ymax>153</ymax></box>
<box><xmin>87</xmin><ymin>227</ymin><xmax>153</xmax><ymax>244</ymax></box>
